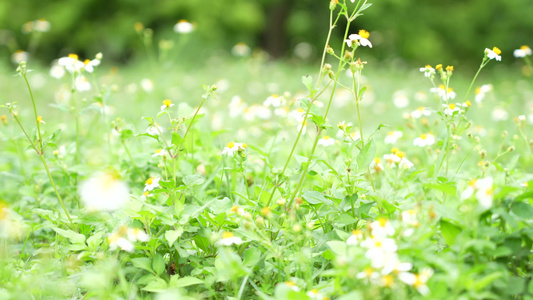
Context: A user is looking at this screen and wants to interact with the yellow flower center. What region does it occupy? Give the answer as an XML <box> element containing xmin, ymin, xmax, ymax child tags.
<box><xmin>421</xmin><ymin>134</ymin><xmax>427</xmax><ymax>139</ymax></box>
<box><xmin>378</xmin><ymin>217</ymin><xmax>387</xmax><ymax>227</ymax></box>
<box><xmin>492</xmin><ymin>47</ymin><xmax>502</xmax><ymax>55</ymax></box>
<box><xmin>446</xmin><ymin>65</ymin><xmax>454</xmax><ymax>71</ymax></box>
<box><xmin>163</xmin><ymin>99</ymin><xmax>172</xmax><ymax>107</ymax></box>
<box><xmin>364</xmin><ymin>267</ymin><xmax>374</xmax><ymax>277</ymax></box>
<box><xmin>231</xmin><ymin>205</ymin><xmax>239</xmax><ymax>212</ymax></box>
<box><xmin>475</xmin><ymin>87</ymin><xmax>481</xmax><ymax>94</ymax></box>
<box><xmin>285</xmin><ymin>281</ymin><xmax>296</xmax><ymax>287</ymax></box>
<box><xmin>424</xmin><ymin>65</ymin><xmax>432</xmax><ymax>69</ymax></box>
<box><xmin>0</xmin><ymin>202</ymin><xmax>8</xmax><ymax>220</ymax></box>
<box><xmin>374</xmin><ymin>158</ymin><xmax>381</xmax><ymax>164</ymax></box>
<box><xmin>222</xmin><ymin>232</ymin><xmax>234</xmax><ymax>239</ymax></box>
<box><xmin>436</xmin><ymin>64</ymin><xmax>443</xmax><ymax>70</ymax></box>
<box><xmin>417</xmin><ymin>107</ymin><xmax>425</xmax><ymax>111</ymax></box>
<box><xmin>358</xmin><ymin>29</ymin><xmax>370</xmax><ymax>39</ymax></box>
<box><xmin>465</xmin><ymin>100</ymin><xmax>471</xmax><ymax>107</ymax></box>
<box><xmin>145</xmin><ymin>178</ymin><xmax>153</xmax><ymax>185</ymax></box>
<box><xmin>391</xmin><ymin>147</ymin><xmax>399</xmax><ymax>154</ymax></box>
<box><xmin>261</xmin><ymin>207</ymin><xmax>271</xmax><ymax>216</ymax></box>
<box><xmin>382</xmin><ymin>275</ymin><xmax>394</xmax><ymax>287</ymax></box>
<box><xmin>84</xmin><ymin>59</ymin><xmax>91</xmax><ymax>65</ymax></box>
<box><xmin>520</xmin><ymin>45</ymin><xmax>530</xmax><ymax>51</ymax></box>
<box><xmin>396</xmin><ymin>151</ymin><xmax>406</xmax><ymax>158</ymax></box>
<box><xmin>323</xmin><ymin>136</ymin><xmax>330</xmax><ymax>140</ymax></box>
<box><xmin>134</xmin><ymin>22</ymin><xmax>144</xmax><ymax>32</ymax></box>
<box><xmin>143</xmin><ymin>191</ymin><xmax>149</xmax><ymax>196</ymax></box>
<box><xmin>438</xmin><ymin>84</ymin><xmax>445</xmax><ymax>90</ymax></box>
<box><xmin>449</xmin><ymin>103</ymin><xmax>456</xmax><ymax>109</ymax></box>
<box><xmin>242</xmin><ymin>143</ymin><xmax>247</xmax><ymax>148</ymax></box>
<box><xmin>37</xmin><ymin>116</ymin><xmax>43</xmax><ymax>122</ymax></box>
<box><xmin>352</xmin><ymin>229</ymin><xmax>362</xmax><ymax>236</ymax></box>
<box><xmin>68</xmin><ymin>53</ymin><xmax>79</xmax><ymax>60</ymax></box>
<box><xmin>226</xmin><ymin>142</ymin><xmax>235</xmax><ymax>148</ymax></box>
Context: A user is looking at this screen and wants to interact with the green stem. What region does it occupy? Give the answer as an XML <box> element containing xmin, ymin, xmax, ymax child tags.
<box><xmin>40</xmin><ymin>155</ymin><xmax>73</xmax><ymax>224</ymax></box>
<box><xmin>463</xmin><ymin>58</ymin><xmax>487</xmax><ymax>101</ymax></box>
<box><xmin>22</xmin><ymin>74</ymin><xmax>43</xmax><ymax>151</ymax></box>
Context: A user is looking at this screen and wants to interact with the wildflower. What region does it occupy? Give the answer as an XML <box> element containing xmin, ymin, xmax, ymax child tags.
<box><xmin>108</xmin><ymin>232</ymin><xmax>135</xmax><ymax>252</ymax></box>
<box><xmin>392</xmin><ymin>90</ymin><xmax>409</xmax><ymax>108</ymax></box>
<box><xmin>347</xmin><ymin>229</ymin><xmax>363</xmax><ymax>245</ymax></box>
<box><xmin>443</xmin><ymin>103</ymin><xmax>461</xmax><ymax>116</ymax></box>
<box><xmin>461</xmin><ymin>177</ymin><xmax>494</xmax><ymax>209</ymax></box>
<box><xmin>514</xmin><ymin>45</ymin><xmax>532</xmax><ymax>58</ymax></box>
<box><xmin>260</xmin><ymin>206</ymin><xmax>272</xmax><ymax>217</ymax></box>
<box><xmin>147</xmin><ymin>123</ymin><xmax>163</xmax><ymax>135</ymax></box>
<box><xmin>361</xmin><ymin>236</ymin><xmax>398</xmax><ymax>268</ymax></box>
<box><xmin>485</xmin><ymin>47</ymin><xmax>502</xmax><ymax>61</ymax></box>
<box><xmin>83</xmin><ymin>54</ymin><xmax>102</xmax><ymax>73</ymax></box>
<box><xmin>398</xmin><ymin>157</ymin><xmax>414</xmax><ymax>169</ymax></box>
<box><xmin>33</xmin><ymin>19</ymin><xmax>51</xmax><ymax>32</ymax></box>
<box><xmin>306</xmin><ymin>289</ymin><xmax>327</xmax><ymax>300</ymax></box>
<box><xmin>345</xmin><ymin>29</ymin><xmax>372</xmax><ymax>48</ymax></box>
<box><xmin>79</xmin><ymin>172</ymin><xmax>130</xmax><ymax>211</ymax></box>
<box><xmin>337</xmin><ymin>121</ymin><xmax>351</xmax><ymax>132</ymax></box>
<box><xmin>356</xmin><ymin>267</ymin><xmax>379</xmax><ymax>281</ymax></box>
<box><xmin>419</xmin><ymin>65</ymin><xmax>435</xmax><ymax>78</ymax></box>
<box><xmin>215</xmin><ymin>231</ymin><xmax>243</xmax><ymax>246</ymax></box>
<box><xmin>140</xmin><ymin>78</ymin><xmax>154</xmax><ymax>92</ymax></box>
<box><xmin>264</xmin><ymin>94</ymin><xmax>284</xmax><ymax>107</ymax></box>
<box><xmin>491</xmin><ymin>108</ymin><xmax>509</xmax><ymax>121</ymax></box>
<box><xmin>232</xmin><ymin>42</ymin><xmax>251</xmax><ymax>57</ymax></box>
<box><xmin>231</xmin><ymin>205</ymin><xmax>245</xmax><ymax>216</ymax></box>
<box><xmin>58</xmin><ymin>53</ymin><xmax>85</xmax><ymax>73</ymax></box>
<box><xmin>144</xmin><ymin>177</ymin><xmax>160</xmax><ymax>192</ymax></box>
<box><xmin>127</xmin><ymin>227</ymin><xmax>150</xmax><ymax>242</ymax></box>
<box><xmin>384</xmin><ymin>131</ymin><xmax>403</xmax><ymax>144</ymax></box>
<box><xmin>174</xmin><ymin>20</ymin><xmax>194</xmax><ymax>34</ymax></box>
<box><xmin>11</xmin><ymin>50</ymin><xmax>29</xmax><ymax>64</ymax></box>
<box><xmin>284</xmin><ymin>281</ymin><xmax>300</xmax><ymax>292</ymax></box>
<box><xmin>474</xmin><ymin>84</ymin><xmax>492</xmax><ymax>103</ymax></box>
<box><xmin>50</xmin><ymin>61</ymin><xmax>66</xmax><ymax>79</ymax></box>
<box><xmin>398</xmin><ymin>268</ymin><xmax>434</xmax><ymax>296</ymax></box>
<box><xmin>152</xmin><ymin>149</ymin><xmax>166</xmax><ymax>157</ymax></box>
<box><xmin>401</xmin><ymin>210</ymin><xmax>419</xmax><ymax>227</ymax></box>
<box><xmin>413</xmin><ymin>133</ymin><xmax>435</xmax><ymax>147</ymax></box>
<box><xmin>222</xmin><ymin>141</ymin><xmax>247</xmax><ymax>156</ymax></box>
<box><xmin>0</xmin><ymin>202</ymin><xmax>27</xmax><ymax>239</ymax></box>
<box><xmin>318</xmin><ymin>136</ymin><xmax>335</xmax><ymax>147</ymax></box>
<box><xmin>160</xmin><ymin>99</ymin><xmax>174</xmax><ymax>110</ymax></box>
<box><xmin>75</xmin><ymin>75</ymin><xmax>91</xmax><ymax>92</ymax></box>
<box><xmin>430</xmin><ymin>84</ymin><xmax>456</xmax><ymax>101</ymax></box>
<box><xmin>370</xmin><ymin>158</ymin><xmax>384</xmax><ymax>173</ymax></box>
<box><xmin>410</xmin><ymin>107</ymin><xmax>431</xmax><ymax>119</ymax></box>
<box><xmin>369</xmin><ymin>218</ymin><xmax>395</xmax><ymax>237</ymax></box>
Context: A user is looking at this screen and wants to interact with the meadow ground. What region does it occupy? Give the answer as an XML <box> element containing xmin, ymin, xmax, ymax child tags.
<box><xmin>1</xmin><ymin>2</ymin><xmax>533</xmax><ymax>300</ymax></box>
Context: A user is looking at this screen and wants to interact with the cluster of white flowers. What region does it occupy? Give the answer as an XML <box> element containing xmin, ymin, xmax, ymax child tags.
<box><xmin>108</xmin><ymin>226</ymin><xmax>149</xmax><ymax>252</ymax></box>
<box><xmin>22</xmin><ymin>19</ymin><xmax>51</xmax><ymax>33</ymax></box>
<box><xmin>52</xmin><ymin>52</ymin><xmax>102</xmax><ymax>92</ymax></box>
<box><xmin>11</xmin><ymin>50</ymin><xmax>29</xmax><ymax>64</ymax></box>
<box><xmin>346</xmin><ymin>218</ymin><xmax>433</xmax><ymax>294</ymax></box>
<box><xmin>461</xmin><ymin>177</ymin><xmax>494</xmax><ymax>209</ymax></box>
<box><xmin>382</xmin><ymin>148</ymin><xmax>414</xmax><ymax>169</ymax></box>
<box><xmin>430</xmin><ymin>84</ymin><xmax>456</xmax><ymax>101</ymax></box>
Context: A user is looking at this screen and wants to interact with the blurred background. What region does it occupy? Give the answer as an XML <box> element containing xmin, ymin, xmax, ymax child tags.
<box><xmin>1</xmin><ymin>0</ymin><xmax>532</xmax><ymax>70</ymax></box>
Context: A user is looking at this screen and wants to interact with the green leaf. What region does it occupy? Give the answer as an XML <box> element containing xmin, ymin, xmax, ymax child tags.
<box><xmin>152</xmin><ymin>254</ymin><xmax>165</xmax><ymax>276</ymax></box>
<box><xmin>425</xmin><ymin>182</ymin><xmax>457</xmax><ymax>196</ymax></box>
<box><xmin>120</xmin><ymin>129</ymin><xmax>133</xmax><ymax>141</ymax></box>
<box><xmin>326</xmin><ymin>241</ymin><xmax>347</xmax><ymax>256</ymax></box>
<box><xmin>132</xmin><ymin>257</ymin><xmax>154</xmax><ymax>274</ymax></box>
<box><xmin>302</xmin><ymin>75</ymin><xmax>313</xmax><ymax>91</ymax></box>
<box><xmin>141</xmin><ymin>277</ymin><xmax>168</xmax><ymax>292</ymax></box>
<box><xmin>356</xmin><ymin>139</ymin><xmax>376</xmax><ymax>172</ymax></box>
<box><xmin>302</xmin><ymin>191</ymin><xmax>334</xmax><ymax>207</ymax></box>
<box><xmin>165</xmin><ymin>228</ymin><xmax>184</xmax><ymax>246</ymax></box>
<box><xmin>169</xmin><ymin>276</ymin><xmax>204</xmax><ymax>288</ymax></box>
<box><xmin>512</xmin><ymin>201</ymin><xmax>533</xmax><ymax>219</ymax></box>
<box><xmin>333</xmin><ymin>214</ymin><xmax>357</xmax><ymax>226</ymax></box>
<box><xmin>440</xmin><ymin>219</ymin><xmax>462</xmax><ymax>246</ymax></box>
<box><xmin>52</xmin><ymin>227</ymin><xmax>86</xmax><ymax>245</ymax></box>
<box><xmin>172</xmin><ymin>132</ymin><xmax>184</xmax><ymax>147</ymax></box>
<box><xmin>183</xmin><ymin>175</ymin><xmax>205</xmax><ymax>187</ymax></box>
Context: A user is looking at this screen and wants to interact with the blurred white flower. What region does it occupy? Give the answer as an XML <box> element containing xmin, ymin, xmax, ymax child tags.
<box><xmin>160</xmin><ymin>99</ymin><xmax>174</xmax><ymax>111</ymax></box>
<box><xmin>50</xmin><ymin>61</ymin><xmax>66</xmax><ymax>79</ymax></box>
<box><xmin>411</xmin><ymin>107</ymin><xmax>431</xmax><ymax>119</ymax></box>
<box><xmin>443</xmin><ymin>103</ymin><xmax>461</xmax><ymax>116</ymax></box>
<box><xmin>174</xmin><ymin>20</ymin><xmax>194</xmax><ymax>34</ymax></box>
<box><xmin>144</xmin><ymin>177</ymin><xmax>160</xmax><ymax>192</ymax></box>
<box><xmin>347</xmin><ymin>229</ymin><xmax>363</xmax><ymax>246</ymax></box>
<box><xmin>398</xmin><ymin>268</ymin><xmax>434</xmax><ymax>296</ymax></box>
<box><xmin>80</xmin><ymin>172</ymin><xmax>130</xmax><ymax>211</ymax></box>
<box><xmin>75</xmin><ymin>75</ymin><xmax>91</xmax><ymax>92</ymax></box>
<box><xmin>140</xmin><ymin>78</ymin><xmax>154</xmax><ymax>92</ymax></box>
<box><xmin>419</xmin><ymin>65</ymin><xmax>435</xmax><ymax>78</ymax></box>
<box><xmin>83</xmin><ymin>54</ymin><xmax>102</xmax><ymax>73</ymax></box>
<box><xmin>11</xmin><ymin>50</ymin><xmax>29</xmax><ymax>64</ymax></box>
<box><xmin>475</xmin><ymin>84</ymin><xmax>492</xmax><ymax>103</ymax></box>
<box><xmin>461</xmin><ymin>177</ymin><xmax>494</xmax><ymax>209</ymax></box>
<box><xmin>491</xmin><ymin>108</ymin><xmax>509</xmax><ymax>121</ymax></box>
<box><xmin>33</xmin><ymin>19</ymin><xmax>51</xmax><ymax>32</ymax></box>
<box><xmin>413</xmin><ymin>133</ymin><xmax>435</xmax><ymax>147</ymax></box>
<box><xmin>369</xmin><ymin>218</ymin><xmax>395</xmax><ymax>237</ymax></box>
<box><xmin>514</xmin><ymin>45</ymin><xmax>532</xmax><ymax>58</ymax></box>
<box><xmin>232</xmin><ymin>42</ymin><xmax>251</xmax><ymax>57</ymax></box>
<box><xmin>127</xmin><ymin>228</ymin><xmax>150</xmax><ymax>242</ymax></box>
<box><xmin>216</xmin><ymin>231</ymin><xmax>243</xmax><ymax>246</ymax></box>
<box><xmin>384</xmin><ymin>130</ymin><xmax>403</xmax><ymax>144</ymax></box>
<box><xmin>58</xmin><ymin>53</ymin><xmax>85</xmax><ymax>73</ymax></box>
<box><xmin>317</xmin><ymin>136</ymin><xmax>335</xmax><ymax>147</ymax></box>
<box><xmin>393</xmin><ymin>90</ymin><xmax>409</xmax><ymax>108</ymax></box>
<box><xmin>222</xmin><ymin>141</ymin><xmax>247</xmax><ymax>156</ymax></box>
<box><xmin>345</xmin><ymin>30</ymin><xmax>372</xmax><ymax>48</ymax></box>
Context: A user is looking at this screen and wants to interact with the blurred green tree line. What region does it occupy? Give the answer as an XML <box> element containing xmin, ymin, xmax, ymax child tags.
<box><xmin>0</xmin><ymin>0</ymin><xmax>532</xmax><ymax>68</ymax></box>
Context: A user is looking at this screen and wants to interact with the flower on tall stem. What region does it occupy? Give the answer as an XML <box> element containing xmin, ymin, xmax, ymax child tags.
<box><xmin>345</xmin><ymin>30</ymin><xmax>372</xmax><ymax>48</ymax></box>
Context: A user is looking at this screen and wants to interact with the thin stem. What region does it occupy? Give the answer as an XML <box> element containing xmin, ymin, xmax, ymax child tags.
<box><xmin>22</xmin><ymin>74</ymin><xmax>43</xmax><ymax>151</ymax></box>
<box><xmin>463</xmin><ymin>59</ymin><xmax>487</xmax><ymax>101</ymax></box>
<box><xmin>11</xmin><ymin>113</ymin><xmax>40</xmax><ymax>154</ymax></box>
<box><xmin>40</xmin><ymin>155</ymin><xmax>73</xmax><ymax>224</ymax></box>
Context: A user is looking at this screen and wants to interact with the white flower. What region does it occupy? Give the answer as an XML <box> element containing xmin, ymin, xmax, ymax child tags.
<box><xmin>475</xmin><ymin>84</ymin><xmax>492</xmax><ymax>103</ymax></box>
<box><xmin>399</xmin><ymin>158</ymin><xmax>414</xmax><ymax>169</ymax></box>
<box><xmin>11</xmin><ymin>50</ymin><xmax>29</xmax><ymax>64</ymax></box>
<box><xmin>356</xmin><ymin>267</ymin><xmax>380</xmax><ymax>281</ymax></box>
<box><xmin>140</xmin><ymin>78</ymin><xmax>154</xmax><ymax>92</ymax></box>
<box><xmin>160</xmin><ymin>99</ymin><xmax>174</xmax><ymax>111</ymax></box>
<box><xmin>152</xmin><ymin>149</ymin><xmax>166</xmax><ymax>157</ymax></box>
<box><xmin>264</xmin><ymin>94</ymin><xmax>284</xmax><ymax>107</ymax></box>
<box><xmin>108</xmin><ymin>233</ymin><xmax>135</xmax><ymax>252</ymax></box>
<box><xmin>401</xmin><ymin>210</ymin><xmax>419</xmax><ymax>227</ymax></box>
<box><xmin>79</xmin><ymin>172</ymin><xmax>130</xmax><ymax>211</ymax></box>
<box><xmin>345</xmin><ymin>30</ymin><xmax>372</xmax><ymax>48</ymax></box>
<box><xmin>318</xmin><ymin>136</ymin><xmax>335</xmax><ymax>147</ymax></box>
<box><xmin>75</xmin><ymin>75</ymin><xmax>91</xmax><ymax>92</ymax></box>
<box><xmin>232</xmin><ymin>42</ymin><xmax>251</xmax><ymax>57</ymax></box>
<box><xmin>347</xmin><ymin>229</ymin><xmax>363</xmax><ymax>245</ymax></box>
<box><xmin>147</xmin><ymin>123</ymin><xmax>163</xmax><ymax>135</ymax></box>
<box><xmin>485</xmin><ymin>47</ymin><xmax>502</xmax><ymax>61</ymax></box>
<box><xmin>144</xmin><ymin>177</ymin><xmax>160</xmax><ymax>191</ymax></box>
<box><xmin>174</xmin><ymin>20</ymin><xmax>194</xmax><ymax>34</ymax></box>
<box><xmin>491</xmin><ymin>108</ymin><xmax>509</xmax><ymax>121</ymax></box>
<box><xmin>442</xmin><ymin>103</ymin><xmax>461</xmax><ymax>116</ymax></box>
<box><xmin>50</xmin><ymin>62</ymin><xmax>66</xmax><ymax>79</ymax></box>
<box><xmin>393</xmin><ymin>90</ymin><xmax>409</xmax><ymax>108</ymax></box>
<box><xmin>419</xmin><ymin>65</ymin><xmax>435</xmax><ymax>78</ymax></box>
<box><xmin>398</xmin><ymin>268</ymin><xmax>434</xmax><ymax>296</ymax></box>
<box><xmin>127</xmin><ymin>228</ymin><xmax>150</xmax><ymax>242</ymax></box>
<box><xmin>58</xmin><ymin>53</ymin><xmax>85</xmax><ymax>73</ymax></box>
<box><xmin>514</xmin><ymin>45</ymin><xmax>532</xmax><ymax>58</ymax></box>
<box><xmin>33</xmin><ymin>19</ymin><xmax>51</xmax><ymax>32</ymax></box>
<box><xmin>83</xmin><ymin>56</ymin><xmax>101</xmax><ymax>73</ymax></box>
<box><xmin>384</xmin><ymin>131</ymin><xmax>403</xmax><ymax>144</ymax></box>
<box><xmin>370</xmin><ymin>218</ymin><xmax>395</xmax><ymax>237</ymax></box>
<box><xmin>413</xmin><ymin>133</ymin><xmax>435</xmax><ymax>147</ymax></box>
<box><xmin>430</xmin><ymin>84</ymin><xmax>456</xmax><ymax>101</ymax></box>
<box><xmin>410</xmin><ymin>107</ymin><xmax>431</xmax><ymax>119</ymax></box>
<box><xmin>306</xmin><ymin>289</ymin><xmax>326</xmax><ymax>299</ymax></box>
<box><xmin>370</xmin><ymin>158</ymin><xmax>384</xmax><ymax>173</ymax></box>
<box><xmin>283</xmin><ymin>281</ymin><xmax>300</xmax><ymax>292</ymax></box>
<box><xmin>216</xmin><ymin>232</ymin><xmax>243</xmax><ymax>246</ymax></box>
<box><xmin>361</xmin><ymin>236</ymin><xmax>398</xmax><ymax>268</ymax></box>
<box><xmin>222</xmin><ymin>141</ymin><xmax>247</xmax><ymax>156</ymax></box>
<box><xmin>461</xmin><ymin>177</ymin><xmax>494</xmax><ymax>209</ymax></box>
